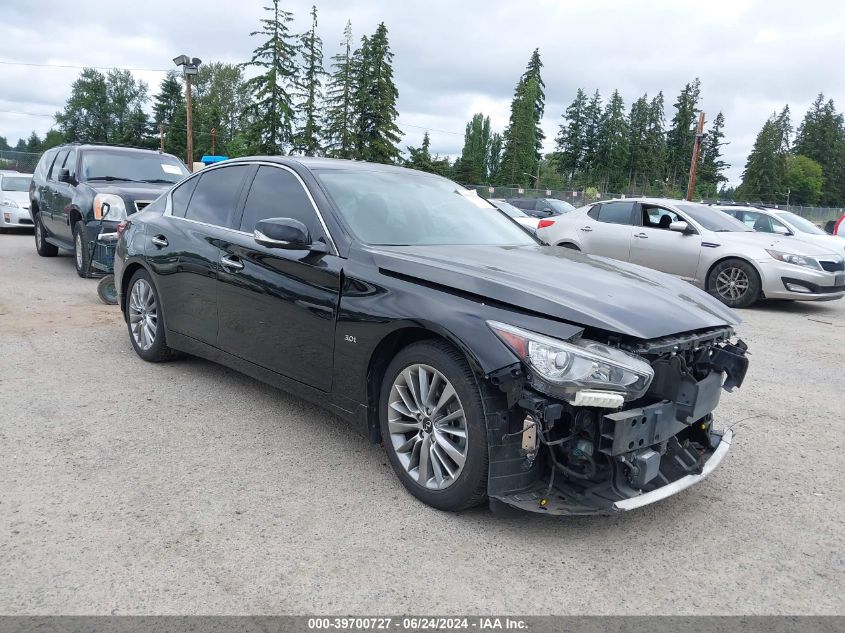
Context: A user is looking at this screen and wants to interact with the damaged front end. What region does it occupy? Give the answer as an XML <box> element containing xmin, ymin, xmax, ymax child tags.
<box><xmin>485</xmin><ymin>324</ymin><xmax>748</xmax><ymax>515</ymax></box>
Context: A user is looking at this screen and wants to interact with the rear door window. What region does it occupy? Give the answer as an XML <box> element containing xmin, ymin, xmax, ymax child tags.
<box><xmin>170</xmin><ymin>176</ymin><xmax>200</xmax><ymax>218</ymax></box>
<box><xmin>596</xmin><ymin>201</ymin><xmax>635</xmax><ymax>225</ymax></box>
<box><xmin>184</xmin><ymin>165</ymin><xmax>250</xmax><ymax>228</ymax></box>
<box><xmin>48</xmin><ymin>150</ymin><xmax>68</xmax><ymax>181</ymax></box>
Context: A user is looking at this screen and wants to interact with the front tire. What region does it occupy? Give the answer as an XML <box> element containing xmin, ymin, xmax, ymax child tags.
<box><xmin>379</xmin><ymin>340</ymin><xmax>492</xmax><ymax>512</ymax></box>
<box><xmin>707</xmin><ymin>258</ymin><xmax>761</xmax><ymax>308</ymax></box>
<box><xmin>73</xmin><ymin>221</ymin><xmax>91</xmax><ymax>277</ymax></box>
<box><xmin>34</xmin><ymin>214</ymin><xmax>58</xmax><ymax>257</ymax></box>
<box><xmin>126</xmin><ymin>269</ymin><xmax>175</xmax><ymax>362</ymax></box>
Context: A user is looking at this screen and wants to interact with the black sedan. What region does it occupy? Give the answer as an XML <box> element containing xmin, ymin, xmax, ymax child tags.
<box><xmin>114</xmin><ymin>157</ymin><xmax>749</xmax><ymax>515</ymax></box>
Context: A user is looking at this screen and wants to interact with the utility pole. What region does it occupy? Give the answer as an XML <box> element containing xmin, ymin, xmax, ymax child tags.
<box><xmin>158</xmin><ymin>124</ymin><xmax>165</xmax><ymax>153</ymax></box>
<box><xmin>172</xmin><ymin>55</ymin><xmax>202</xmax><ymax>172</ymax></box>
<box><xmin>686</xmin><ymin>111</ymin><xmax>706</xmax><ymax>201</ymax></box>
<box><xmin>211</xmin><ymin>128</ymin><xmax>216</xmax><ymax>156</ymax></box>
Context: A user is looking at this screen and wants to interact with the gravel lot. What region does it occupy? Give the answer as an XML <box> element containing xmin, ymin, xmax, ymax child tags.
<box><xmin>1</xmin><ymin>231</ymin><xmax>843</xmax><ymax>615</ymax></box>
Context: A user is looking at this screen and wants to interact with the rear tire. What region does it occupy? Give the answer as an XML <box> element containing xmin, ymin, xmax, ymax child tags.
<box><xmin>707</xmin><ymin>258</ymin><xmax>761</xmax><ymax>308</ymax></box>
<box><xmin>126</xmin><ymin>269</ymin><xmax>176</xmax><ymax>362</ymax></box>
<box><xmin>73</xmin><ymin>221</ymin><xmax>91</xmax><ymax>277</ymax></box>
<box><xmin>379</xmin><ymin>340</ymin><xmax>494</xmax><ymax>512</ymax></box>
<box><xmin>34</xmin><ymin>214</ymin><xmax>58</xmax><ymax>257</ymax></box>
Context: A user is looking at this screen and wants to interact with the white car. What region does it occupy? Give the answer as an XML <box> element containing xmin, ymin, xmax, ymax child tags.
<box><xmin>716</xmin><ymin>205</ymin><xmax>845</xmax><ymax>256</ymax></box>
<box><xmin>537</xmin><ymin>197</ymin><xmax>845</xmax><ymax>307</ymax></box>
<box><xmin>0</xmin><ymin>173</ymin><xmax>33</xmax><ymax>233</ymax></box>
<box><xmin>488</xmin><ymin>198</ymin><xmax>557</xmax><ymax>236</ymax></box>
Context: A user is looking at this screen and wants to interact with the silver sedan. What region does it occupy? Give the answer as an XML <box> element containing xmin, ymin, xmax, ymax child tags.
<box><xmin>537</xmin><ymin>197</ymin><xmax>845</xmax><ymax>308</ymax></box>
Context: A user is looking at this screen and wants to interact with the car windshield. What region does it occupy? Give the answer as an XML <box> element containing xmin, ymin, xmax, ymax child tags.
<box><xmin>773</xmin><ymin>210</ymin><xmax>826</xmax><ymax>235</ymax></box>
<box><xmin>676</xmin><ymin>203</ymin><xmax>752</xmax><ymax>232</ymax></box>
<box><xmin>80</xmin><ymin>151</ymin><xmax>189</xmax><ymax>184</ymax></box>
<box><xmin>547</xmin><ymin>199</ymin><xmax>576</xmax><ymax>213</ymax></box>
<box><xmin>317</xmin><ymin>169</ymin><xmax>537</xmax><ymax>246</ymax></box>
<box><xmin>1</xmin><ymin>176</ymin><xmax>31</xmax><ymax>191</ymax></box>
<box><xmin>489</xmin><ymin>199</ymin><xmax>528</xmax><ymax>218</ymax></box>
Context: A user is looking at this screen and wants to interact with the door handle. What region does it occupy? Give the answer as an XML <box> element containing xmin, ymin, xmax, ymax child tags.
<box><xmin>220</xmin><ymin>254</ymin><xmax>244</xmax><ymax>272</ymax></box>
<box><xmin>151</xmin><ymin>234</ymin><xmax>168</xmax><ymax>248</ymax></box>
<box><xmin>580</xmin><ymin>226</ymin><xmax>593</xmax><ymax>232</ymax></box>
<box><xmin>634</xmin><ymin>232</ymin><xmax>648</xmax><ymax>239</ymax></box>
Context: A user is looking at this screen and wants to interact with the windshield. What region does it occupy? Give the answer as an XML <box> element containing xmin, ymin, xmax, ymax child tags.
<box><xmin>317</xmin><ymin>169</ymin><xmax>537</xmax><ymax>246</ymax></box>
<box><xmin>773</xmin><ymin>210</ymin><xmax>826</xmax><ymax>235</ymax></box>
<box><xmin>489</xmin><ymin>199</ymin><xmax>528</xmax><ymax>218</ymax></box>
<box><xmin>677</xmin><ymin>203</ymin><xmax>752</xmax><ymax>232</ymax></box>
<box><xmin>547</xmin><ymin>199</ymin><xmax>576</xmax><ymax>213</ymax></box>
<box><xmin>80</xmin><ymin>151</ymin><xmax>189</xmax><ymax>184</ymax></box>
<box><xmin>1</xmin><ymin>176</ymin><xmax>31</xmax><ymax>191</ymax></box>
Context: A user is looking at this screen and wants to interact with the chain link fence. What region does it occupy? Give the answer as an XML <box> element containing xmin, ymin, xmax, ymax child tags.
<box><xmin>466</xmin><ymin>185</ymin><xmax>844</xmax><ymax>224</ymax></box>
<box><xmin>0</xmin><ymin>150</ymin><xmax>40</xmax><ymax>174</ymax></box>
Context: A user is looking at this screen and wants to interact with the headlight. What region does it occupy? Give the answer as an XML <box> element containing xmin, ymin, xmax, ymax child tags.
<box><xmin>487</xmin><ymin>321</ymin><xmax>654</xmax><ymax>402</ymax></box>
<box><xmin>1</xmin><ymin>199</ymin><xmax>19</xmax><ymax>208</ymax></box>
<box><xmin>766</xmin><ymin>249</ymin><xmax>821</xmax><ymax>270</ymax></box>
<box><xmin>93</xmin><ymin>194</ymin><xmax>127</xmax><ymax>221</ymax></box>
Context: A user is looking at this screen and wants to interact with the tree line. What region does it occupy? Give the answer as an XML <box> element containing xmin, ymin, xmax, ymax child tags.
<box><xmin>3</xmin><ymin>0</ymin><xmax>843</xmax><ymax>207</ymax></box>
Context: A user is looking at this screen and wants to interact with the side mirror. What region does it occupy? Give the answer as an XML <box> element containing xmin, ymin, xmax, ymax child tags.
<box><xmin>669</xmin><ymin>220</ymin><xmax>691</xmax><ymax>234</ymax></box>
<box><xmin>772</xmin><ymin>224</ymin><xmax>791</xmax><ymax>236</ymax></box>
<box><xmin>58</xmin><ymin>168</ymin><xmax>73</xmax><ymax>183</ymax></box>
<box><xmin>254</xmin><ymin>217</ymin><xmax>325</xmax><ymax>252</ymax></box>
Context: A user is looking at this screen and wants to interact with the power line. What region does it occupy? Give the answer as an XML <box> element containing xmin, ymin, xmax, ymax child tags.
<box><xmin>0</xmin><ymin>108</ymin><xmax>54</xmax><ymax>118</ymax></box>
<box><xmin>0</xmin><ymin>60</ymin><xmax>170</xmax><ymax>72</ymax></box>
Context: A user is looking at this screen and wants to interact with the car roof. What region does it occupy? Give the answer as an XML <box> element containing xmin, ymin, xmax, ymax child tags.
<box><xmin>224</xmin><ymin>155</ymin><xmax>447</xmax><ymax>178</ymax></box>
<box><xmin>57</xmin><ymin>143</ymin><xmax>181</xmax><ymax>160</ymax></box>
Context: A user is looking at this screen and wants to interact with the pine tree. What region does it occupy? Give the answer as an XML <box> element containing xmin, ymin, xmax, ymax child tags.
<box><xmin>794</xmin><ymin>94</ymin><xmax>845</xmax><ymax>205</ymax></box>
<box><xmin>581</xmin><ymin>90</ymin><xmax>603</xmax><ymax>186</ymax></box>
<box><xmin>324</xmin><ymin>21</ymin><xmax>357</xmax><ymax>158</ymax></box>
<box><xmin>738</xmin><ymin>111</ymin><xmax>791</xmax><ymax>203</ymax></box>
<box><xmin>152</xmin><ymin>71</ymin><xmax>186</xmax><ymax>156</ymax></box>
<box><xmin>626</xmin><ymin>94</ymin><xmax>650</xmax><ymax>192</ymax></box>
<box><xmin>666</xmin><ymin>78</ymin><xmax>701</xmax><ymax>188</ymax></box>
<box><xmin>555</xmin><ymin>88</ymin><xmax>588</xmax><ymax>185</ymax></box>
<box><xmin>595</xmin><ymin>89</ymin><xmax>629</xmax><ymax>192</ymax></box>
<box><xmin>405</xmin><ymin>131</ymin><xmax>433</xmax><ymax>172</ymax></box>
<box><xmin>241</xmin><ymin>0</ymin><xmax>299</xmax><ymax>154</ymax></box>
<box><xmin>292</xmin><ymin>5</ymin><xmax>327</xmax><ymax>156</ymax></box>
<box><xmin>487</xmin><ymin>132</ymin><xmax>503</xmax><ymax>184</ymax></box>
<box><xmin>455</xmin><ymin>113</ymin><xmax>492</xmax><ymax>183</ymax></box>
<box><xmin>645</xmin><ymin>92</ymin><xmax>667</xmax><ymax>192</ymax></box>
<box><xmin>697</xmin><ymin>111</ymin><xmax>729</xmax><ymax>198</ymax></box>
<box><xmin>499</xmin><ymin>72</ymin><xmax>542</xmax><ymax>186</ymax></box>
<box><xmin>352</xmin><ymin>23</ymin><xmax>402</xmax><ymax>163</ymax></box>
<box><xmin>521</xmin><ymin>49</ymin><xmax>545</xmax><ymax>160</ymax></box>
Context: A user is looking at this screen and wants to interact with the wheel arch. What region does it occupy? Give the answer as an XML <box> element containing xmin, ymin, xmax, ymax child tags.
<box><xmin>119</xmin><ymin>260</ymin><xmax>153</xmax><ymax>315</ymax></box>
<box><xmin>556</xmin><ymin>240</ymin><xmax>581</xmax><ymax>250</ymax></box>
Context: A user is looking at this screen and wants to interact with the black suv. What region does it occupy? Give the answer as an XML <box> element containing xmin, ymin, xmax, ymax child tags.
<box><xmin>507</xmin><ymin>197</ymin><xmax>576</xmax><ymax>218</ymax></box>
<box><xmin>29</xmin><ymin>144</ymin><xmax>189</xmax><ymax>276</ymax></box>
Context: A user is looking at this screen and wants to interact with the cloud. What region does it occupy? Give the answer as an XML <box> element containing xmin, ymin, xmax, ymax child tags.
<box><xmin>1</xmin><ymin>0</ymin><xmax>842</xmax><ymax>186</ymax></box>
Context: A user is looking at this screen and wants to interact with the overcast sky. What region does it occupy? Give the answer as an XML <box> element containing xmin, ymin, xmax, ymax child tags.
<box><xmin>1</xmin><ymin>0</ymin><xmax>843</xmax><ymax>185</ymax></box>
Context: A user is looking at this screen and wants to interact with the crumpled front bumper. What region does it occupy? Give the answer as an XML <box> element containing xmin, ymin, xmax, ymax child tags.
<box><xmin>612</xmin><ymin>428</ymin><xmax>732</xmax><ymax>511</ymax></box>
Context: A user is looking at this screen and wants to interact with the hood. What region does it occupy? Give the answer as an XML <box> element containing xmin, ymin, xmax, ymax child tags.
<box><xmin>0</xmin><ymin>190</ymin><xmax>30</xmax><ymax>204</ymax></box>
<box><xmin>86</xmin><ymin>181</ymin><xmax>173</xmax><ymax>201</ymax></box>
<box><xmin>789</xmin><ymin>233</ymin><xmax>845</xmax><ymax>257</ymax></box>
<box><xmin>368</xmin><ymin>243</ymin><xmax>741</xmax><ymax>340</ymax></box>
<box><xmin>710</xmin><ymin>230</ymin><xmax>843</xmax><ymax>258</ymax></box>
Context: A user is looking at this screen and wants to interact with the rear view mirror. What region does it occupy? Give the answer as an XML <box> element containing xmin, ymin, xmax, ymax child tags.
<box><xmin>254</xmin><ymin>217</ymin><xmax>326</xmax><ymax>252</ymax></box>
<box><xmin>669</xmin><ymin>220</ymin><xmax>691</xmax><ymax>234</ymax></box>
<box><xmin>772</xmin><ymin>224</ymin><xmax>790</xmax><ymax>236</ymax></box>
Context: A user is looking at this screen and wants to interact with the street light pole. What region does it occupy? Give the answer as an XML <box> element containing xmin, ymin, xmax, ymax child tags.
<box><xmin>173</xmin><ymin>55</ymin><xmax>202</xmax><ymax>172</ymax></box>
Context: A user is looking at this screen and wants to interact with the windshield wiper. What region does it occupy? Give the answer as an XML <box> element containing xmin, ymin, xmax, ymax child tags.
<box><xmin>86</xmin><ymin>176</ymin><xmax>141</xmax><ymax>183</ymax></box>
<box><xmin>138</xmin><ymin>178</ymin><xmax>178</xmax><ymax>184</ymax></box>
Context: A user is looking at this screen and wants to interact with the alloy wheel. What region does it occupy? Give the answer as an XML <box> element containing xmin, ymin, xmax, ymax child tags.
<box><xmin>129</xmin><ymin>279</ymin><xmax>158</xmax><ymax>351</ymax></box>
<box><xmin>715</xmin><ymin>266</ymin><xmax>749</xmax><ymax>301</ymax></box>
<box><xmin>387</xmin><ymin>364</ymin><xmax>468</xmax><ymax>490</ymax></box>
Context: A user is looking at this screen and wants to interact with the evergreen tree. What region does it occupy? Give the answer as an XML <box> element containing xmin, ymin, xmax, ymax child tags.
<box><xmin>581</xmin><ymin>89</ymin><xmax>604</xmax><ymax>186</ymax></box>
<box><xmin>293</xmin><ymin>5</ymin><xmax>327</xmax><ymax>156</ymax></box>
<box><xmin>644</xmin><ymin>92</ymin><xmax>667</xmax><ymax>191</ymax></box>
<box><xmin>595</xmin><ymin>89</ymin><xmax>629</xmax><ymax>192</ymax></box>
<box><xmin>697</xmin><ymin>111</ymin><xmax>729</xmax><ymax>198</ymax></box>
<box><xmin>626</xmin><ymin>94</ymin><xmax>650</xmax><ymax>192</ymax></box>
<box><xmin>241</xmin><ymin>0</ymin><xmax>300</xmax><ymax>154</ymax></box>
<box><xmin>555</xmin><ymin>88</ymin><xmax>588</xmax><ymax>184</ymax></box>
<box><xmin>24</xmin><ymin>132</ymin><xmax>42</xmax><ymax>153</ymax></box>
<box><xmin>738</xmin><ymin>111</ymin><xmax>791</xmax><ymax>203</ymax></box>
<box><xmin>323</xmin><ymin>21</ymin><xmax>357</xmax><ymax>158</ymax></box>
<box><xmin>666</xmin><ymin>78</ymin><xmax>701</xmax><ymax>188</ymax></box>
<box><xmin>521</xmin><ymin>49</ymin><xmax>545</xmax><ymax>160</ymax></box>
<box><xmin>499</xmin><ymin>75</ymin><xmax>541</xmax><ymax>186</ymax></box>
<box><xmin>353</xmin><ymin>23</ymin><xmax>402</xmax><ymax>163</ymax></box>
<box><xmin>455</xmin><ymin>113</ymin><xmax>492</xmax><ymax>183</ymax></box>
<box><xmin>152</xmin><ymin>71</ymin><xmax>186</xmax><ymax>156</ymax></box>
<box><xmin>794</xmin><ymin>94</ymin><xmax>845</xmax><ymax>205</ymax></box>
<box><xmin>405</xmin><ymin>131</ymin><xmax>433</xmax><ymax>172</ymax></box>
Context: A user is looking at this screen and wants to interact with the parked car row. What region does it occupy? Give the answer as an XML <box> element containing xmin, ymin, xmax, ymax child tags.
<box><xmin>20</xmin><ymin>147</ymin><xmax>753</xmax><ymax>517</ymax></box>
<box><xmin>537</xmin><ymin>197</ymin><xmax>845</xmax><ymax>308</ymax></box>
